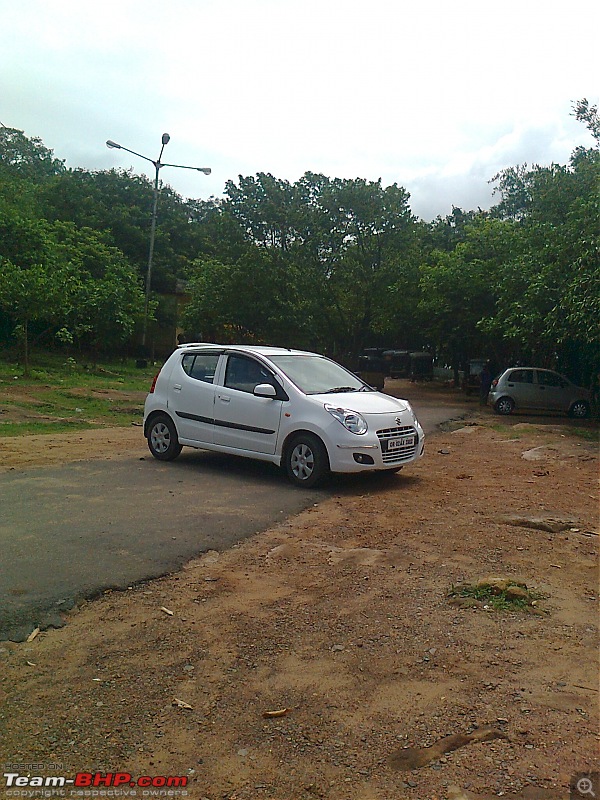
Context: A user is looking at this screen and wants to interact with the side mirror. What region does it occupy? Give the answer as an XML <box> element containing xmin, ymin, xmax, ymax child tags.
<box><xmin>254</xmin><ymin>383</ymin><xmax>277</xmax><ymax>398</ymax></box>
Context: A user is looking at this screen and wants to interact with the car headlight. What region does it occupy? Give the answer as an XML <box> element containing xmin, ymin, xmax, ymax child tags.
<box><xmin>324</xmin><ymin>404</ymin><xmax>368</xmax><ymax>434</ymax></box>
<box><xmin>405</xmin><ymin>402</ymin><xmax>419</xmax><ymax>425</ymax></box>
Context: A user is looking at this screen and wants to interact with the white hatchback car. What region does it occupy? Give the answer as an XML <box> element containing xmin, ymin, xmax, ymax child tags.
<box><xmin>143</xmin><ymin>344</ymin><xmax>425</xmax><ymax>487</ymax></box>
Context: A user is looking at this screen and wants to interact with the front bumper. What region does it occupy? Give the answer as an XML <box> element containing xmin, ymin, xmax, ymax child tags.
<box><xmin>327</xmin><ymin>421</ymin><xmax>425</xmax><ymax>473</ymax></box>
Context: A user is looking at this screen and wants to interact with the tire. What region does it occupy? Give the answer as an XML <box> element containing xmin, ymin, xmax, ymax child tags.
<box><xmin>494</xmin><ymin>396</ymin><xmax>515</xmax><ymax>416</ymax></box>
<box><xmin>284</xmin><ymin>433</ymin><xmax>329</xmax><ymax>488</ymax></box>
<box><xmin>147</xmin><ymin>414</ymin><xmax>182</xmax><ymax>461</ymax></box>
<box><xmin>569</xmin><ymin>400</ymin><xmax>590</xmax><ymax>419</ymax></box>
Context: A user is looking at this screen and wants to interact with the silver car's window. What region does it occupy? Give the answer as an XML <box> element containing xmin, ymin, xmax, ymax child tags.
<box><xmin>508</xmin><ymin>369</ymin><xmax>533</xmax><ymax>384</ymax></box>
<box><xmin>181</xmin><ymin>353</ymin><xmax>219</xmax><ymax>383</ymax></box>
<box><xmin>269</xmin><ymin>355</ymin><xmax>366</xmax><ymax>394</ymax></box>
<box><xmin>224</xmin><ymin>355</ymin><xmax>274</xmax><ymax>394</ymax></box>
<box><xmin>537</xmin><ymin>371</ymin><xmax>565</xmax><ymax>388</ymax></box>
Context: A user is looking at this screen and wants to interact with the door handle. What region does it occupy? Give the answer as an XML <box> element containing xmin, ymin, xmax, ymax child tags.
<box><xmin>219</xmin><ymin>395</ymin><xmax>231</xmax><ymax>403</ymax></box>
<box><xmin>173</xmin><ymin>384</ymin><xmax>182</xmax><ymax>391</ymax></box>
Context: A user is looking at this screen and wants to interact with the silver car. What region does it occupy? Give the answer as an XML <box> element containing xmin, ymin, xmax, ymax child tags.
<box><xmin>488</xmin><ymin>368</ymin><xmax>591</xmax><ymax>418</ymax></box>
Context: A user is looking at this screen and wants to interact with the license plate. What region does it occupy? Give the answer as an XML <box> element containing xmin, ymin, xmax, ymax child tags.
<box><xmin>386</xmin><ymin>436</ymin><xmax>415</xmax><ymax>450</ymax></box>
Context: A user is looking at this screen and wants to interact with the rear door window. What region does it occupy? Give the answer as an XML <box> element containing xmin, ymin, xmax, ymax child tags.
<box><xmin>508</xmin><ymin>369</ymin><xmax>534</xmax><ymax>383</ymax></box>
<box><xmin>181</xmin><ymin>353</ymin><xmax>220</xmax><ymax>383</ymax></box>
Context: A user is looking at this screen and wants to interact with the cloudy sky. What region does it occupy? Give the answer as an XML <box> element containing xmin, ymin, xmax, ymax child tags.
<box><xmin>1</xmin><ymin>0</ymin><xmax>598</xmax><ymax>220</ymax></box>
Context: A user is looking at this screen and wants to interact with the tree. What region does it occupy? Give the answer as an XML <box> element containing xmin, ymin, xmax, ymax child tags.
<box><xmin>572</xmin><ymin>98</ymin><xmax>600</xmax><ymax>145</ymax></box>
<box><xmin>0</xmin><ymin>126</ymin><xmax>65</xmax><ymax>180</ymax></box>
<box><xmin>0</xmin><ymin>210</ymin><xmax>147</xmax><ymax>368</ymax></box>
<box><xmin>483</xmin><ymin>138</ymin><xmax>600</xmax><ymax>381</ymax></box>
<box><xmin>0</xmin><ymin>256</ymin><xmax>74</xmax><ymax>374</ymax></box>
<box><xmin>419</xmin><ymin>217</ymin><xmax>518</xmax><ymax>379</ymax></box>
<box><xmin>196</xmin><ymin>172</ymin><xmax>419</xmax><ymax>357</ymax></box>
<box><xmin>40</xmin><ymin>167</ymin><xmax>214</xmax><ymax>293</ymax></box>
<box><xmin>46</xmin><ymin>222</ymin><xmax>146</xmax><ymax>355</ymax></box>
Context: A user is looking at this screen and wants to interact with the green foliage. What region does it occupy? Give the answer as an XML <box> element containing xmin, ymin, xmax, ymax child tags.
<box><xmin>40</xmin><ymin>168</ymin><xmax>207</xmax><ymax>292</ymax></box>
<box><xmin>1</xmin><ymin>106</ymin><xmax>598</xmax><ymax>382</ymax></box>
<box><xmin>185</xmin><ymin>173</ymin><xmax>418</xmax><ymax>357</ymax></box>
<box><xmin>0</xmin><ymin>254</ymin><xmax>74</xmax><ymax>374</ymax></box>
<box><xmin>448</xmin><ymin>580</ymin><xmax>543</xmax><ymax>611</ymax></box>
<box><xmin>0</xmin><ymin>212</ymin><xmax>146</xmax><ymax>367</ymax></box>
<box><xmin>483</xmin><ymin>147</ymin><xmax>600</xmax><ymax>374</ymax></box>
<box><xmin>572</xmin><ymin>98</ymin><xmax>600</xmax><ymax>145</ymax></box>
<box><xmin>0</xmin><ymin>126</ymin><xmax>65</xmax><ymax>180</ymax></box>
<box><xmin>418</xmin><ymin>217</ymin><xmax>521</xmax><ymax>368</ymax></box>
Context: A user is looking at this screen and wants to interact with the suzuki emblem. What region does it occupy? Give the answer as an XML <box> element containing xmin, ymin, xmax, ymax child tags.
<box><xmin>395</xmin><ymin>416</ymin><xmax>402</xmax><ymax>426</ymax></box>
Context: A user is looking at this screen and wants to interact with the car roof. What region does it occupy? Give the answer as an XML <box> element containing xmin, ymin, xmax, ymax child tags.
<box><xmin>503</xmin><ymin>367</ymin><xmax>557</xmax><ymax>371</ymax></box>
<box><xmin>177</xmin><ymin>343</ymin><xmax>320</xmax><ymax>358</ymax></box>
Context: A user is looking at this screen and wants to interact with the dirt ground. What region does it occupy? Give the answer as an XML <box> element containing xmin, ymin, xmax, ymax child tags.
<box><xmin>0</xmin><ymin>383</ymin><xmax>598</xmax><ymax>800</ymax></box>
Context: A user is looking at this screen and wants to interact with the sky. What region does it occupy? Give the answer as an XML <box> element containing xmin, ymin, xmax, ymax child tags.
<box><xmin>1</xmin><ymin>0</ymin><xmax>598</xmax><ymax>221</ymax></box>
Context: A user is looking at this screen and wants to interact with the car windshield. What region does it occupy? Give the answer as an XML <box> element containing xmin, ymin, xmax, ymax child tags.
<box><xmin>268</xmin><ymin>355</ymin><xmax>370</xmax><ymax>395</ymax></box>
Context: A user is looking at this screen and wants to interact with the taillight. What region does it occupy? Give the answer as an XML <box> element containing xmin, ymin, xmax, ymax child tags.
<box><xmin>491</xmin><ymin>378</ymin><xmax>499</xmax><ymax>387</ymax></box>
<box><xmin>149</xmin><ymin>373</ymin><xmax>159</xmax><ymax>393</ymax></box>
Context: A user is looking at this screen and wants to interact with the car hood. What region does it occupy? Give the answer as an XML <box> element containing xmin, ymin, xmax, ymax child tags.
<box><xmin>310</xmin><ymin>391</ymin><xmax>411</xmax><ymax>415</ymax></box>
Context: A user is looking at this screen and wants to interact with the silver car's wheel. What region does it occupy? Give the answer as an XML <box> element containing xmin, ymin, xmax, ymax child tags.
<box><xmin>285</xmin><ymin>434</ymin><xmax>329</xmax><ymax>488</ymax></box>
<box><xmin>494</xmin><ymin>396</ymin><xmax>515</xmax><ymax>415</ymax></box>
<box><xmin>147</xmin><ymin>415</ymin><xmax>182</xmax><ymax>461</ymax></box>
<box><xmin>570</xmin><ymin>400</ymin><xmax>590</xmax><ymax>419</ymax></box>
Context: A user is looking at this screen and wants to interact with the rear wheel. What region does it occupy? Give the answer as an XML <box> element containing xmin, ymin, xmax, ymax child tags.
<box><xmin>284</xmin><ymin>433</ymin><xmax>329</xmax><ymax>488</ymax></box>
<box><xmin>569</xmin><ymin>400</ymin><xmax>590</xmax><ymax>419</ymax></box>
<box><xmin>494</xmin><ymin>396</ymin><xmax>515</xmax><ymax>415</ymax></box>
<box><xmin>147</xmin><ymin>414</ymin><xmax>182</xmax><ymax>461</ymax></box>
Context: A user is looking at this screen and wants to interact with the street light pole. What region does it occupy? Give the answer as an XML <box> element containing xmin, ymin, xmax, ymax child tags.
<box><xmin>106</xmin><ymin>134</ymin><xmax>211</xmax><ymax>351</ymax></box>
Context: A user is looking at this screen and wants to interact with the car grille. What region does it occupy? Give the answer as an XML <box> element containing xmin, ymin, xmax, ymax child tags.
<box><xmin>377</xmin><ymin>425</ymin><xmax>418</xmax><ymax>464</ymax></box>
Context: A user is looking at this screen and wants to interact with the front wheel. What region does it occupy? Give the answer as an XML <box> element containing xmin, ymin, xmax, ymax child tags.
<box><xmin>284</xmin><ymin>433</ymin><xmax>329</xmax><ymax>488</ymax></box>
<box><xmin>569</xmin><ymin>400</ymin><xmax>590</xmax><ymax>419</ymax></box>
<box><xmin>147</xmin><ymin>414</ymin><xmax>182</xmax><ymax>461</ymax></box>
<box><xmin>494</xmin><ymin>397</ymin><xmax>515</xmax><ymax>415</ymax></box>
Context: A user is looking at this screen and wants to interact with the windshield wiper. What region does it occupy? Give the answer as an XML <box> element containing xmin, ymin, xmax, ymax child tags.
<box><xmin>323</xmin><ymin>386</ymin><xmax>359</xmax><ymax>393</ymax></box>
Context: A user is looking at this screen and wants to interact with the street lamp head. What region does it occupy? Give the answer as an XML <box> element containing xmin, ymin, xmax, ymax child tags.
<box><xmin>106</xmin><ymin>140</ymin><xmax>121</xmax><ymax>149</ymax></box>
<box><xmin>162</xmin><ymin>133</ymin><xmax>170</xmax><ymax>145</ymax></box>
<box><xmin>198</xmin><ymin>167</ymin><xmax>211</xmax><ymax>175</ymax></box>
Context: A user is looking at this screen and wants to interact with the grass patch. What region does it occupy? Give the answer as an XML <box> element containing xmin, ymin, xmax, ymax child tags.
<box><xmin>0</xmin><ymin>420</ymin><xmax>99</xmax><ymax>436</ymax></box>
<box><xmin>0</xmin><ymin>352</ymin><xmax>155</xmax><ymax>436</ymax></box>
<box><xmin>485</xmin><ymin>420</ymin><xmax>598</xmax><ymax>442</ymax></box>
<box><xmin>448</xmin><ymin>577</ymin><xmax>545</xmax><ymax>611</ymax></box>
<box><xmin>0</xmin><ymin>352</ymin><xmax>157</xmax><ymax>390</ymax></box>
<box><xmin>565</xmin><ymin>426</ymin><xmax>599</xmax><ymax>442</ymax></box>
<box><xmin>484</xmin><ymin>422</ymin><xmax>525</xmax><ymax>439</ymax></box>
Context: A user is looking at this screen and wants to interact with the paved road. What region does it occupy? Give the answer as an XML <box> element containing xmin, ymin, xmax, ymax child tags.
<box><xmin>0</xmin><ymin>402</ymin><xmax>466</xmax><ymax>641</ymax></box>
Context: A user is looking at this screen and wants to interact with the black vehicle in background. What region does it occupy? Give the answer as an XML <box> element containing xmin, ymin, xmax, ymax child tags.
<box><xmin>356</xmin><ymin>349</ymin><xmax>434</xmax><ymax>389</ymax></box>
<box><xmin>408</xmin><ymin>352</ymin><xmax>434</xmax><ymax>381</ymax></box>
<box><xmin>356</xmin><ymin>349</ymin><xmax>387</xmax><ymax>391</ymax></box>
<box><xmin>462</xmin><ymin>358</ymin><xmax>488</xmax><ymax>396</ymax></box>
<box><xmin>383</xmin><ymin>350</ymin><xmax>411</xmax><ymax>379</ymax></box>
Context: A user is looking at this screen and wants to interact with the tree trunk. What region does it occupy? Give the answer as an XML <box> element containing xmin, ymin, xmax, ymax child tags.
<box><xmin>23</xmin><ymin>318</ymin><xmax>30</xmax><ymax>377</ymax></box>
